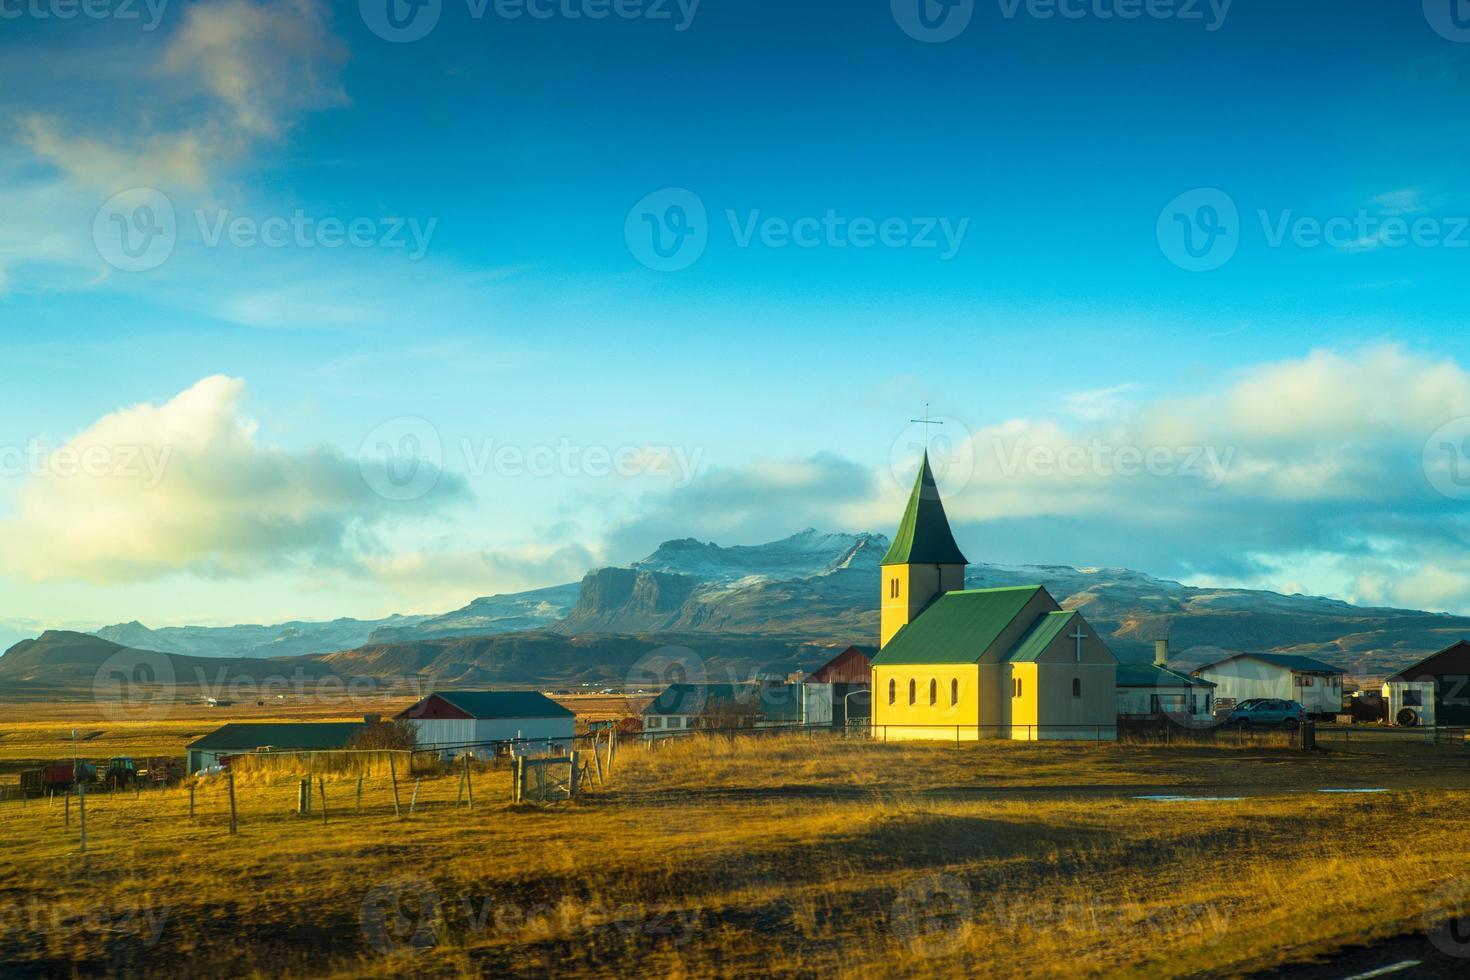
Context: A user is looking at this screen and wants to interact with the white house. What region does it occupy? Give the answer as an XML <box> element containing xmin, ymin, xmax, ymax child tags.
<box><xmin>1190</xmin><ymin>653</ymin><xmax>1346</xmax><ymax>719</ymax></box>
<box><xmin>1116</xmin><ymin>664</ymin><xmax>1216</xmax><ymax>726</ymax></box>
<box><xmin>396</xmin><ymin>691</ymin><xmax>574</xmax><ymax>759</ymax></box>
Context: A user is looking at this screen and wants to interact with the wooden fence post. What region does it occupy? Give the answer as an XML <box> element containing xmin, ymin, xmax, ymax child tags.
<box><xmin>227</xmin><ymin>771</ymin><xmax>238</xmax><ymax>835</ymax></box>
<box><xmin>570</xmin><ymin>751</ymin><xmax>581</xmax><ymax>798</ymax></box>
<box><xmin>355</xmin><ymin>773</ymin><xmax>364</xmax><ymax>816</ymax></box>
<box><xmin>464</xmin><ymin>756</ymin><xmax>474</xmax><ymax>812</ymax></box>
<box><xmin>318</xmin><ymin>776</ymin><xmax>328</xmax><ymax>825</ymax></box>
<box><xmin>513</xmin><ymin>756</ymin><xmax>524</xmax><ymax>804</ymax></box>
<box><xmin>297</xmin><ymin>778</ymin><xmax>309</xmax><ymax>815</ymax></box>
<box><xmin>78</xmin><ymin>783</ymin><xmax>87</xmax><ymax>853</ymax></box>
<box><xmin>409</xmin><ymin>778</ymin><xmax>421</xmax><ymax>816</ymax></box>
<box><xmin>389</xmin><ymin>753</ymin><xmax>402</xmax><ymax>819</ymax></box>
<box><xmin>593</xmin><ymin>738</ymin><xmax>605</xmax><ymax>786</ymax></box>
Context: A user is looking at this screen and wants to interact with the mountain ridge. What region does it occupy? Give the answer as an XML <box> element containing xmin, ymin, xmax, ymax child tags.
<box><xmin>5</xmin><ymin>529</ymin><xmax>1466</xmax><ymax>677</ymax></box>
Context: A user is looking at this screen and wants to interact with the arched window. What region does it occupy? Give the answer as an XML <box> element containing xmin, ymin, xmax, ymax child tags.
<box><xmin>888</xmin><ymin>679</ymin><xmax>896</xmax><ymax>705</ymax></box>
<box><xmin>951</xmin><ymin>678</ymin><xmax>959</xmax><ymax>705</ymax></box>
<box><xmin>929</xmin><ymin>679</ymin><xmax>937</xmax><ymax>705</ymax></box>
<box><xmin>1072</xmin><ymin>678</ymin><xmax>1082</xmax><ymax>698</ymax></box>
<box><xmin>908</xmin><ymin>679</ymin><xmax>916</xmax><ymax>705</ymax></box>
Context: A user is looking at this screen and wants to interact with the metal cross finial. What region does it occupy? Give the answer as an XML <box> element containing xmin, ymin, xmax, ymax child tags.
<box><xmin>1069</xmin><ymin>625</ymin><xmax>1088</xmax><ymax>663</ymax></box>
<box><xmin>909</xmin><ymin>403</ymin><xmax>943</xmax><ymax>452</ymax></box>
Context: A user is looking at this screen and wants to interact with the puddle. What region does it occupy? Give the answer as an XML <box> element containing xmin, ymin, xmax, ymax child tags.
<box><xmin>1317</xmin><ymin>788</ymin><xmax>1389</xmax><ymax>794</ymax></box>
<box><xmin>1133</xmin><ymin>795</ymin><xmax>1244</xmax><ymax>802</ymax></box>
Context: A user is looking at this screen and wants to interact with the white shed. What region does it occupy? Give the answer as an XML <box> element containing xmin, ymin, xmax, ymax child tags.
<box><xmin>396</xmin><ymin>691</ymin><xmax>574</xmax><ymax>759</ymax></box>
<box><xmin>1191</xmin><ymin>653</ymin><xmax>1346</xmax><ymax>718</ymax></box>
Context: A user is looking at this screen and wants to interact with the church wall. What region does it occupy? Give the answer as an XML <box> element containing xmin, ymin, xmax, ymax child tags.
<box><xmin>871</xmin><ymin>663</ymin><xmax>1005</xmax><ymax>740</ymax></box>
<box><xmin>1009</xmin><ymin>663</ymin><xmax>1038</xmax><ymax>732</ymax></box>
<box><xmin>1017</xmin><ymin>665</ymin><xmax>1118</xmax><ymax>740</ymax></box>
<box><xmin>1012</xmin><ymin>624</ymin><xmax>1118</xmax><ymax>740</ymax></box>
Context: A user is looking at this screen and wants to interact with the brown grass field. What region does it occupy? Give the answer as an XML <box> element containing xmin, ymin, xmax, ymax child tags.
<box><xmin>1</xmin><ymin>706</ymin><xmax>1468</xmax><ymax>978</ymax></box>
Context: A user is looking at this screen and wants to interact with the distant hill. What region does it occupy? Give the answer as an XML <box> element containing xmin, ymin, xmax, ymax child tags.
<box><xmin>7</xmin><ymin>528</ymin><xmax>1466</xmax><ymax>684</ymax></box>
<box><xmin>0</xmin><ymin>630</ymin><xmax>356</xmax><ymax>697</ymax></box>
<box><xmin>91</xmin><ymin>614</ymin><xmax>433</xmax><ymax>660</ymax></box>
<box><xmin>319</xmin><ymin>631</ymin><xmax>838</xmax><ymax>687</ymax></box>
<box><xmin>0</xmin><ymin>627</ymin><xmax>838</xmax><ymax>694</ymax></box>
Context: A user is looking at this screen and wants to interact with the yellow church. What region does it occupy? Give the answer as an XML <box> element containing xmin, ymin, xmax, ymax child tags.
<box><xmin>870</xmin><ymin>453</ymin><xmax>1119</xmax><ymax>741</ymax></box>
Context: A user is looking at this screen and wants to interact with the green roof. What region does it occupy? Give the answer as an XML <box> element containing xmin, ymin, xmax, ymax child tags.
<box><xmin>881</xmin><ymin>453</ymin><xmax>969</xmax><ymax>566</ymax></box>
<box><xmin>1006</xmin><ymin>611</ymin><xmax>1078</xmax><ymax>663</ymax></box>
<box><xmin>433</xmin><ymin>690</ymin><xmax>574</xmax><ymax>718</ymax></box>
<box><xmin>187</xmin><ymin>722</ymin><xmax>366</xmax><ymax>752</ymax></box>
<box><xmin>1117</xmin><ymin>664</ymin><xmax>1215</xmax><ymax>688</ymax></box>
<box><xmin>872</xmin><ymin>586</ymin><xmax>1044</xmax><ymax>665</ymax></box>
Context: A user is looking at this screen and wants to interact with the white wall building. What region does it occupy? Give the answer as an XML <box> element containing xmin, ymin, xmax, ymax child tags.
<box><xmin>1115</xmin><ymin>664</ymin><xmax>1216</xmax><ymax>725</ymax></box>
<box><xmin>396</xmin><ymin>691</ymin><xmax>575</xmax><ymax>759</ymax></box>
<box><xmin>1191</xmin><ymin>653</ymin><xmax>1346</xmax><ymax>718</ymax></box>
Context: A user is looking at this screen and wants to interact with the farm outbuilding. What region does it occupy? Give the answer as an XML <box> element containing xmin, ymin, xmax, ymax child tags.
<box><xmin>396</xmin><ymin>691</ymin><xmax>574</xmax><ymax>759</ymax></box>
<box><xmin>1383</xmin><ymin>640</ymin><xmax>1470</xmax><ymax>727</ymax></box>
<box><xmin>799</xmin><ymin>646</ymin><xmax>872</xmax><ymax>728</ymax></box>
<box><xmin>186</xmin><ymin>722</ymin><xmax>366</xmax><ymax>774</ymax></box>
<box><xmin>1190</xmin><ymin>653</ymin><xmax>1345</xmax><ymax>718</ymax></box>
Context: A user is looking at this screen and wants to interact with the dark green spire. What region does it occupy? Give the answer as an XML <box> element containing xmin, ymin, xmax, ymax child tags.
<box><xmin>881</xmin><ymin>452</ymin><xmax>969</xmax><ymax>566</ymax></box>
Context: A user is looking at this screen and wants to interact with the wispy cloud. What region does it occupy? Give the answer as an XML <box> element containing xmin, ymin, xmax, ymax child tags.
<box><xmin>20</xmin><ymin>0</ymin><xmax>347</xmax><ymax>194</ymax></box>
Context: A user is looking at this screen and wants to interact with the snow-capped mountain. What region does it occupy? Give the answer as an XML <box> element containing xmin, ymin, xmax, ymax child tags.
<box><xmin>53</xmin><ymin>528</ymin><xmax>1470</xmax><ymax>673</ymax></box>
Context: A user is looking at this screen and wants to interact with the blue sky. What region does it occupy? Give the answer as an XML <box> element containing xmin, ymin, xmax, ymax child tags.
<box><xmin>3</xmin><ymin>0</ymin><xmax>1470</xmax><ymax>632</ymax></box>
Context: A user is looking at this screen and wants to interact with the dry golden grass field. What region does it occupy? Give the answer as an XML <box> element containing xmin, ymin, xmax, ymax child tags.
<box><xmin>1</xmin><ymin>709</ymin><xmax>1469</xmax><ymax>979</ymax></box>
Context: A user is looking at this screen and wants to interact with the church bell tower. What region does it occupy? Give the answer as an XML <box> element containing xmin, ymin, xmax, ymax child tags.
<box><xmin>880</xmin><ymin>452</ymin><xmax>969</xmax><ymax>648</ymax></box>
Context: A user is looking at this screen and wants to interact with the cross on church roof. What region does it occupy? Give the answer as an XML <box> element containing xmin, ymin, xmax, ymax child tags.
<box><xmin>909</xmin><ymin>403</ymin><xmax>943</xmax><ymax>450</ymax></box>
<box><xmin>1069</xmin><ymin>625</ymin><xmax>1088</xmax><ymax>663</ymax></box>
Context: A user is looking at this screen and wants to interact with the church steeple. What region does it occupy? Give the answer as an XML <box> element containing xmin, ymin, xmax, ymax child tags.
<box><xmin>880</xmin><ymin>452</ymin><xmax>969</xmax><ymax>648</ymax></box>
<box><xmin>880</xmin><ymin>452</ymin><xmax>969</xmax><ymax>567</ymax></box>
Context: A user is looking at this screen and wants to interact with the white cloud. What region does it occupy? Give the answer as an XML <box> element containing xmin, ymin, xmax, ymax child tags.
<box><xmin>922</xmin><ymin>345</ymin><xmax>1470</xmax><ymax>612</ymax></box>
<box><xmin>598</xmin><ymin>346</ymin><xmax>1470</xmax><ymax>615</ymax></box>
<box><xmin>0</xmin><ymin>376</ymin><xmax>467</xmax><ymax>584</ymax></box>
<box><xmin>1371</xmin><ymin>188</ymin><xmax>1426</xmax><ymax>216</ymax></box>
